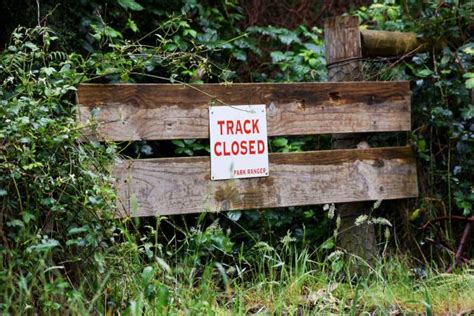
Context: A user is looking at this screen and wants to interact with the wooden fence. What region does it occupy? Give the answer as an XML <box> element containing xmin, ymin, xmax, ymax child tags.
<box><xmin>76</xmin><ymin>81</ymin><xmax>418</xmax><ymax>217</ymax></box>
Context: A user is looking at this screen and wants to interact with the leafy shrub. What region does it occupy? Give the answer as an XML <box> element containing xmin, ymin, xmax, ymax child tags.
<box><xmin>357</xmin><ymin>1</ymin><xmax>473</xmax><ymax>220</ymax></box>
<box><xmin>0</xmin><ymin>27</ymin><xmax>117</xmax><ymax>312</ymax></box>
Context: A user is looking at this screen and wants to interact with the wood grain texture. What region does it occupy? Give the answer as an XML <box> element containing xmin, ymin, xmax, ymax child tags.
<box><xmin>324</xmin><ymin>16</ymin><xmax>362</xmax><ymax>82</ymax></box>
<box><xmin>113</xmin><ymin>146</ymin><xmax>418</xmax><ymax>217</ymax></box>
<box><xmin>76</xmin><ymin>82</ymin><xmax>411</xmax><ymax>141</ymax></box>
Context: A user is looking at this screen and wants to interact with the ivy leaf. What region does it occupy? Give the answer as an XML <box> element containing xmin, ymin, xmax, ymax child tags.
<box><xmin>41</xmin><ymin>67</ymin><xmax>56</xmax><ymax>76</ymax></box>
<box><xmin>142</xmin><ymin>266</ymin><xmax>154</xmax><ymax>283</ymax></box>
<box><xmin>68</xmin><ymin>226</ymin><xmax>89</xmax><ymax>235</ymax></box>
<box><xmin>278</xmin><ymin>31</ymin><xmax>300</xmax><ymax>45</ymax></box>
<box><xmin>183</xmin><ymin>148</ymin><xmax>193</xmax><ymax>156</ymax></box>
<box><xmin>171</xmin><ymin>140</ymin><xmax>185</xmax><ymax>148</ymax></box>
<box><xmin>416</xmin><ymin>69</ymin><xmax>432</xmax><ymax>78</ymax></box>
<box><xmin>232</xmin><ymin>49</ymin><xmax>247</xmax><ymax>61</ymax></box>
<box><xmin>270</xmin><ymin>51</ymin><xmax>287</xmax><ymax>63</ymax></box>
<box><xmin>183</xmin><ymin>139</ymin><xmax>196</xmax><ymax>145</ymax></box>
<box><xmin>272</xmin><ymin>137</ymin><xmax>288</xmax><ymax>147</ymax></box>
<box><xmin>461</xmin><ymin>105</ymin><xmax>474</xmax><ymax>120</ymax></box>
<box><xmin>22</xmin><ymin>212</ymin><xmax>35</xmax><ymax>224</ymax></box>
<box><xmin>331</xmin><ymin>259</ymin><xmax>344</xmax><ymax>273</ymax></box>
<box><xmin>127</xmin><ymin>18</ymin><xmax>139</xmax><ymax>33</ymax></box>
<box><xmin>192</xmin><ymin>143</ymin><xmax>204</xmax><ymax>151</ymax></box>
<box><xmin>24</xmin><ymin>41</ymin><xmax>38</xmax><ymax>51</ymax></box>
<box><xmin>27</xmin><ymin>239</ymin><xmax>60</xmax><ymax>253</ymax></box>
<box><xmin>7</xmin><ymin>219</ymin><xmax>24</xmax><ymax>228</ymax></box>
<box><xmin>118</xmin><ymin>0</ymin><xmax>144</xmax><ymax>11</ymax></box>
<box><xmin>226</xmin><ymin>211</ymin><xmax>242</xmax><ymax>221</ymax></box>
<box><xmin>465</xmin><ymin>78</ymin><xmax>474</xmax><ymax>89</ymax></box>
<box><xmin>321</xmin><ymin>238</ymin><xmax>335</xmax><ymax>250</ymax></box>
<box><xmin>387</xmin><ymin>7</ymin><xmax>398</xmax><ymax>20</ymax></box>
<box><xmin>183</xmin><ymin>29</ymin><xmax>197</xmax><ymax>38</ymax></box>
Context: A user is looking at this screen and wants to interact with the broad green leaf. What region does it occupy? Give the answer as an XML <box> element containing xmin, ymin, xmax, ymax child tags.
<box><xmin>233</xmin><ymin>49</ymin><xmax>247</xmax><ymax>61</ymax></box>
<box><xmin>183</xmin><ymin>139</ymin><xmax>196</xmax><ymax>145</ymax></box>
<box><xmin>68</xmin><ymin>226</ymin><xmax>89</xmax><ymax>235</ymax></box>
<box><xmin>331</xmin><ymin>259</ymin><xmax>344</xmax><ymax>273</ymax></box>
<box><xmin>321</xmin><ymin>238</ymin><xmax>335</xmax><ymax>250</ymax></box>
<box><xmin>141</xmin><ymin>266</ymin><xmax>154</xmax><ymax>283</ymax></box>
<box><xmin>416</xmin><ymin>69</ymin><xmax>432</xmax><ymax>78</ymax></box>
<box><xmin>272</xmin><ymin>137</ymin><xmax>288</xmax><ymax>147</ymax></box>
<box><xmin>118</xmin><ymin>0</ymin><xmax>144</xmax><ymax>11</ymax></box>
<box><xmin>171</xmin><ymin>140</ymin><xmax>185</xmax><ymax>148</ymax></box>
<box><xmin>270</xmin><ymin>51</ymin><xmax>287</xmax><ymax>63</ymax></box>
<box><xmin>27</xmin><ymin>239</ymin><xmax>60</xmax><ymax>253</ymax></box>
<box><xmin>7</xmin><ymin>219</ymin><xmax>24</xmax><ymax>228</ymax></box>
<box><xmin>226</xmin><ymin>211</ymin><xmax>242</xmax><ymax>221</ymax></box>
<box><xmin>465</xmin><ymin>78</ymin><xmax>474</xmax><ymax>89</ymax></box>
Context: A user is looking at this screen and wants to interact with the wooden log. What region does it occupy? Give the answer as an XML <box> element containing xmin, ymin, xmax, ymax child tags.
<box><xmin>361</xmin><ymin>30</ymin><xmax>426</xmax><ymax>57</ymax></box>
<box><xmin>76</xmin><ymin>82</ymin><xmax>411</xmax><ymax>141</ymax></box>
<box><xmin>113</xmin><ymin>146</ymin><xmax>418</xmax><ymax>217</ymax></box>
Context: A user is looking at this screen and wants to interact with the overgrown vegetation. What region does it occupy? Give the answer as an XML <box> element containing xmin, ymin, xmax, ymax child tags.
<box><xmin>0</xmin><ymin>0</ymin><xmax>473</xmax><ymax>314</ymax></box>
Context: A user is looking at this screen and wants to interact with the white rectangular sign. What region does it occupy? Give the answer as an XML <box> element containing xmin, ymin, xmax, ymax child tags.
<box><xmin>209</xmin><ymin>104</ymin><xmax>269</xmax><ymax>180</ymax></box>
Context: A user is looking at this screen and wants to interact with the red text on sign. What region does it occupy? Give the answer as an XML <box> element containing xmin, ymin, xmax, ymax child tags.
<box><xmin>217</xmin><ymin>119</ymin><xmax>260</xmax><ymax>135</ymax></box>
<box><xmin>214</xmin><ymin>140</ymin><xmax>265</xmax><ymax>156</ymax></box>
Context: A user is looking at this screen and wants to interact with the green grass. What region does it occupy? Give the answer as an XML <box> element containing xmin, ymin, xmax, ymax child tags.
<box><xmin>2</xmin><ymin>215</ymin><xmax>473</xmax><ymax>315</ymax></box>
<box><xmin>71</xmin><ymin>243</ymin><xmax>474</xmax><ymax>315</ymax></box>
<box><xmin>2</xmin><ymin>231</ymin><xmax>474</xmax><ymax>315</ymax></box>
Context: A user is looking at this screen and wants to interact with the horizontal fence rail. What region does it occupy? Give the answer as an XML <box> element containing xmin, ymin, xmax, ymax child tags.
<box><xmin>77</xmin><ymin>82</ymin><xmax>411</xmax><ymax>141</ymax></box>
<box><xmin>77</xmin><ymin>82</ymin><xmax>418</xmax><ymax>218</ymax></box>
<box><xmin>113</xmin><ymin>146</ymin><xmax>418</xmax><ymax>217</ymax></box>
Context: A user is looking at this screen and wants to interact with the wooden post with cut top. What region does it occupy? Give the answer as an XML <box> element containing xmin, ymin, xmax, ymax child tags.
<box><xmin>324</xmin><ymin>16</ymin><xmax>377</xmax><ymax>271</ymax></box>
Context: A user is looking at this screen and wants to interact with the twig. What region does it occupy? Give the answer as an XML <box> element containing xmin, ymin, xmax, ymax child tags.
<box><xmin>420</xmin><ymin>215</ymin><xmax>474</xmax><ymax>230</ymax></box>
<box><xmin>447</xmin><ymin>222</ymin><xmax>472</xmax><ymax>273</ymax></box>
<box><xmin>36</xmin><ymin>0</ymin><xmax>41</xmax><ymax>26</ymax></box>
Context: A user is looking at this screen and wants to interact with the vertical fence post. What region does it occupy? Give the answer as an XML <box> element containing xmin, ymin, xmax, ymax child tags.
<box><xmin>324</xmin><ymin>16</ymin><xmax>377</xmax><ymax>273</ymax></box>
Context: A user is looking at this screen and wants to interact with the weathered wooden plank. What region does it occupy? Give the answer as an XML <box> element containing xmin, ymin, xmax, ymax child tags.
<box><xmin>76</xmin><ymin>82</ymin><xmax>411</xmax><ymax>141</ymax></box>
<box><xmin>113</xmin><ymin>146</ymin><xmax>418</xmax><ymax>217</ymax></box>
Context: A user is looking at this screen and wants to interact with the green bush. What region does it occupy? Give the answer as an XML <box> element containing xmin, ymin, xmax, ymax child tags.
<box><xmin>357</xmin><ymin>1</ymin><xmax>473</xmax><ymax>221</ymax></box>
<box><xmin>0</xmin><ymin>27</ymin><xmax>118</xmax><ymax>311</ymax></box>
